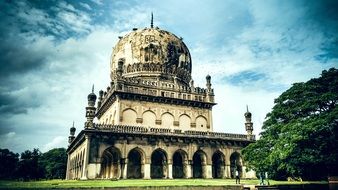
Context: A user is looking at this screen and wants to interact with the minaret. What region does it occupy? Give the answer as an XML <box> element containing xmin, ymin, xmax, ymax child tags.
<box><xmin>68</xmin><ymin>122</ymin><xmax>76</xmax><ymax>145</ymax></box>
<box><xmin>97</xmin><ymin>90</ymin><xmax>103</xmax><ymax>108</ymax></box>
<box><xmin>116</xmin><ymin>58</ymin><xmax>124</xmax><ymax>78</ymax></box>
<box><xmin>206</xmin><ymin>74</ymin><xmax>214</xmax><ymax>102</ymax></box>
<box><xmin>244</xmin><ymin>105</ymin><xmax>254</xmax><ymax>140</ymax></box>
<box><xmin>85</xmin><ymin>85</ymin><xmax>97</xmax><ymax>129</ymax></box>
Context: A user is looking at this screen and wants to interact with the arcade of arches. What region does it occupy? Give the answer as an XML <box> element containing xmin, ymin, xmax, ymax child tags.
<box><xmin>99</xmin><ymin>146</ymin><xmax>246</xmax><ymax>179</ymax></box>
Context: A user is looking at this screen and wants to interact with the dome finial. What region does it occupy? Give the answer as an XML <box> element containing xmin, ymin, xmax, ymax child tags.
<box><xmin>246</xmin><ymin>105</ymin><xmax>249</xmax><ymax>112</ymax></box>
<box><xmin>151</xmin><ymin>12</ymin><xmax>154</xmax><ymax>28</ymax></box>
<box><xmin>72</xmin><ymin>121</ymin><xmax>74</xmax><ymax>128</ymax></box>
<box><xmin>92</xmin><ymin>84</ymin><xmax>94</xmax><ymax>93</ymax></box>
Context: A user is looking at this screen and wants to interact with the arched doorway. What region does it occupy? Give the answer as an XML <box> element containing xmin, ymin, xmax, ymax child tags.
<box><xmin>100</xmin><ymin>147</ymin><xmax>121</xmax><ymax>179</ymax></box>
<box><xmin>172</xmin><ymin>150</ymin><xmax>188</xmax><ymax>178</ymax></box>
<box><xmin>127</xmin><ymin>148</ymin><xmax>144</xmax><ymax>179</ymax></box>
<box><xmin>230</xmin><ymin>152</ymin><xmax>242</xmax><ymax>178</ymax></box>
<box><xmin>151</xmin><ymin>149</ymin><xmax>168</xmax><ymax>178</ymax></box>
<box><xmin>212</xmin><ymin>151</ymin><xmax>225</xmax><ymax>178</ymax></box>
<box><xmin>193</xmin><ymin>150</ymin><xmax>207</xmax><ymax>178</ymax></box>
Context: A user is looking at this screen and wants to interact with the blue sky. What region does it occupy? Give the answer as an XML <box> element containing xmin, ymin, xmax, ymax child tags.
<box><xmin>0</xmin><ymin>0</ymin><xmax>337</xmax><ymax>153</ymax></box>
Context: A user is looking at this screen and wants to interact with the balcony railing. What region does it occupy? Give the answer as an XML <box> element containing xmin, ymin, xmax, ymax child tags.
<box><xmin>93</xmin><ymin>124</ymin><xmax>254</xmax><ymax>140</ymax></box>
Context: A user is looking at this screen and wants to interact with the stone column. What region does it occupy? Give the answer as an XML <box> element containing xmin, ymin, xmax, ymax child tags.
<box><xmin>168</xmin><ymin>163</ymin><xmax>173</xmax><ymax>179</ymax></box>
<box><xmin>121</xmin><ymin>158</ymin><xmax>128</xmax><ymax>179</ymax></box>
<box><xmin>81</xmin><ymin>135</ymin><xmax>91</xmax><ymax>180</ymax></box>
<box><xmin>107</xmin><ymin>162</ymin><xmax>113</xmax><ymax>179</ymax></box>
<box><xmin>205</xmin><ymin>164</ymin><xmax>212</xmax><ymax>179</ymax></box>
<box><xmin>201</xmin><ymin>161</ymin><xmax>207</xmax><ymax>178</ymax></box>
<box><xmin>143</xmin><ymin>163</ymin><xmax>151</xmax><ymax>179</ymax></box>
<box><xmin>117</xmin><ymin>162</ymin><xmax>121</xmax><ymax>179</ymax></box>
<box><xmin>186</xmin><ymin>160</ymin><xmax>193</xmax><ymax>178</ymax></box>
<box><xmin>225</xmin><ymin>164</ymin><xmax>231</xmax><ymax>178</ymax></box>
<box><xmin>183</xmin><ymin>160</ymin><xmax>188</xmax><ymax>178</ymax></box>
<box><xmin>222</xmin><ymin>165</ymin><xmax>226</xmax><ymax>179</ymax></box>
<box><xmin>66</xmin><ymin>155</ymin><xmax>71</xmax><ymax>180</ymax></box>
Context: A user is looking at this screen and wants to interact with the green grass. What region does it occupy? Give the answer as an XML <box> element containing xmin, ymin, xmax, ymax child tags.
<box><xmin>0</xmin><ymin>179</ymin><xmax>328</xmax><ymax>189</ymax></box>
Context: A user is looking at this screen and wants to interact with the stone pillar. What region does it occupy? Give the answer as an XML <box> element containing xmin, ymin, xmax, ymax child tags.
<box><xmin>205</xmin><ymin>164</ymin><xmax>212</xmax><ymax>179</ymax></box>
<box><xmin>222</xmin><ymin>165</ymin><xmax>226</xmax><ymax>179</ymax></box>
<box><xmin>168</xmin><ymin>163</ymin><xmax>173</xmax><ymax>179</ymax></box>
<box><xmin>117</xmin><ymin>162</ymin><xmax>121</xmax><ymax>179</ymax></box>
<box><xmin>81</xmin><ymin>135</ymin><xmax>91</xmax><ymax>180</ymax></box>
<box><xmin>183</xmin><ymin>161</ymin><xmax>188</xmax><ymax>178</ymax></box>
<box><xmin>201</xmin><ymin>161</ymin><xmax>207</xmax><ymax>178</ymax></box>
<box><xmin>66</xmin><ymin>155</ymin><xmax>71</xmax><ymax>180</ymax></box>
<box><xmin>107</xmin><ymin>162</ymin><xmax>114</xmax><ymax>179</ymax></box>
<box><xmin>186</xmin><ymin>160</ymin><xmax>193</xmax><ymax>178</ymax></box>
<box><xmin>143</xmin><ymin>163</ymin><xmax>151</xmax><ymax>179</ymax></box>
<box><xmin>121</xmin><ymin>158</ymin><xmax>128</xmax><ymax>179</ymax></box>
<box><xmin>225</xmin><ymin>165</ymin><xmax>231</xmax><ymax>178</ymax></box>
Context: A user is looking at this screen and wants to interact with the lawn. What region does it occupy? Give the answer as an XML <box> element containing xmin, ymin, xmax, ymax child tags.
<box><xmin>0</xmin><ymin>179</ymin><xmax>328</xmax><ymax>189</ymax></box>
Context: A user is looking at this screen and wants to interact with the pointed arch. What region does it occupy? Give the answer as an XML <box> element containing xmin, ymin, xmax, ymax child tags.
<box><xmin>122</xmin><ymin>108</ymin><xmax>137</xmax><ymax>125</ymax></box>
<box><xmin>230</xmin><ymin>152</ymin><xmax>243</xmax><ymax>178</ymax></box>
<box><xmin>127</xmin><ymin>147</ymin><xmax>145</xmax><ymax>179</ymax></box>
<box><xmin>100</xmin><ymin>147</ymin><xmax>122</xmax><ymax>179</ymax></box>
<box><xmin>161</xmin><ymin>112</ymin><xmax>174</xmax><ymax>128</ymax></box>
<box><xmin>151</xmin><ymin>148</ymin><xmax>168</xmax><ymax>179</ymax></box>
<box><xmin>142</xmin><ymin>110</ymin><xmax>156</xmax><ymax>127</ymax></box>
<box><xmin>172</xmin><ymin>149</ymin><xmax>188</xmax><ymax>178</ymax></box>
<box><xmin>179</xmin><ymin>114</ymin><xmax>191</xmax><ymax>129</ymax></box>
<box><xmin>196</xmin><ymin>115</ymin><xmax>207</xmax><ymax>129</ymax></box>
<box><xmin>212</xmin><ymin>151</ymin><xmax>225</xmax><ymax>178</ymax></box>
<box><xmin>192</xmin><ymin>150</ymin><xmax>207</xmax><ymax>178</ymax></box>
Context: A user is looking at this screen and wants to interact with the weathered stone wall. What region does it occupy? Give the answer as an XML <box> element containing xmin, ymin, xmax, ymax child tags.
<box><xmin>98</xmin><ymin>99</ymin><xmax>212</xmax><ymax>132</ymax></box>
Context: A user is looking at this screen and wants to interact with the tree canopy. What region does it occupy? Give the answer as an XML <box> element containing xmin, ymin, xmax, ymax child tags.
<box><xmin>39</xmin><ymin>148</ymin><xmax>67</xmax><ymax>179</ymax></box>
<box><xmin>242</xmin><ymin>68</ymin><xmax>338</xmax><ymax>180</ymax></box>
<box><xmin>0</xmin><ymin>149</ymin><xmax>19</xmax><ymax>179</ymax></box>
<box><xmin>0</xmin><ymin>148</ymin><xmax>67</xmax><ymax>180</ymax></box>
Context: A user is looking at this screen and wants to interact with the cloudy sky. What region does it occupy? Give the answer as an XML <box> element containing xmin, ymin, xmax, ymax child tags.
<box><xmin>0</xmin><ymin>0</ymin><xmax>337</xmax><ymax>153</ymax></box>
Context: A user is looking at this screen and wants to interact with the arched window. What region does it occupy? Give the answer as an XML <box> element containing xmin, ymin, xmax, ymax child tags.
<box><xmin>196</xmin><ymin>115</ymin><xmax>207</xmax><ymax>129</ymax></box>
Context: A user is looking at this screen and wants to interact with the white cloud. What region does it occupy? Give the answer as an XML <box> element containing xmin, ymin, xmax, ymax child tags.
<box><xmin>57</xmin><ymin>10</ymin><xmax>92</xmax><ymax>33</ymax></box>
<box><xmin>42</xmin><ymin>136</ymin><xmax>65</xmax><ymax>152</ymax></box>
<box><xmin>5</xmin><ymin>132</ymin><xmax>16</xmax><ymax>138</ymax></box>
<box><xmin>79</xmin><ymin>2</ymin><xmax>92</xmax><ymax>10</ymax></box>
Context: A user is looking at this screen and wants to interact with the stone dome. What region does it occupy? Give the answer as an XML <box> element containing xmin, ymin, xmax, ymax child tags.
<box><xmin>110</xmin><ymin>27</ymin><xmax>192</xmax><ymax>85</ymax></box>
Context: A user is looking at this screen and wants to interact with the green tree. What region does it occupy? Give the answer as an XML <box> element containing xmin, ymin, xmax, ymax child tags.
<box><xmin>242</xmin><ymin>68</ymin><xmax>338</xmax><ymax>180</ymax></box>
<box><xmin>39</xmin><ymin>148</ymin><xmax>67</xmax><ymax>179</ymax></box>
<box><xmin>15</xmin><ymin>148</ymin><xmax>44</xmax><ymax>180</ymax></box>
<box><xmin>0</xmin><ymin>149</ymin><xmax>19</xmax><ymax>179</ymax></box>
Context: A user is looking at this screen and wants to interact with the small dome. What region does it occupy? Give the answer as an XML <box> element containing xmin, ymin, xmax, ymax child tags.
<box><xmin>70</xmin><ymin>122</ymin><xmax>76</xmax><ymax>136</ymax></box>
<box><xmin>87</xmin><ymin>92</ymin><xmax>97</xmax><ymax>102</ymax></box>
<box><xmin>70</xmin><ymin>126</ymin><xmax>76</xmax><ymax>133</ymax></box>
<box><xmin>110</xmin><ymin>27</ymin><xmax>192</xmax><ymax>85</ymax></box>
<box><xmin>206</xmin><ymin>74</ymin><xmax>211</xmax><ymax>80</ymax></box>
<box><xmin>244</xmin><ymin>111</ymin><xmax>252</xmax><ymax>118</ymax></box>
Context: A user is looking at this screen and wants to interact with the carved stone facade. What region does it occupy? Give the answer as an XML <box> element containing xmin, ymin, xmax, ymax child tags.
<box><xmin>66</xmin><ymin>24</ymin><xmax>255</xmax><ymax>180</ymax></box>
